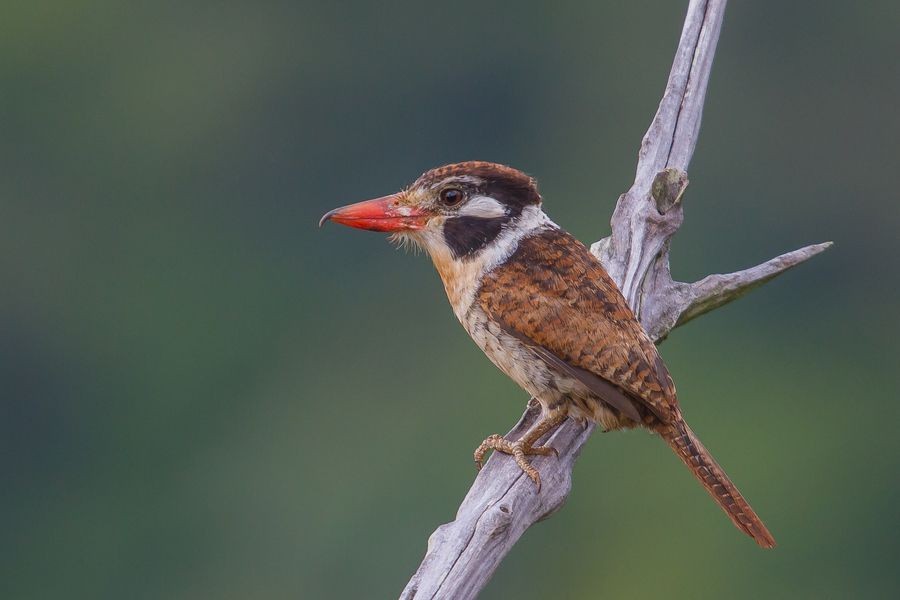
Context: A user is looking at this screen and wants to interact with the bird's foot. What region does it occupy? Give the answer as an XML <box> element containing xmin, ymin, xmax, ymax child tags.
<box><xmin>473</xmin><ymin>434</ymin><xmax>557</xmax><ymax>491</ymax></box>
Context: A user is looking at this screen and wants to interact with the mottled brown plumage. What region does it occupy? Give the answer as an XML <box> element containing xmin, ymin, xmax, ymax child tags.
<box><xmin>321</xmin><ymin>161</ymin><xmax>776</xmax><ymax>548</ymax></box>
<box><xmin>477</xmin><ymin>227</ymin><xmax>775</xmax><ymax>547</ymax></box>
<box><xmin>478</xmin><ymin>228</ymin><xmax>675</xmax><ymax>424</ymax></box>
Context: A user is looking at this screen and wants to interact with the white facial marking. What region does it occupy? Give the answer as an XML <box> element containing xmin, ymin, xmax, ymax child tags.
<box><xmin>479</xmin><ymin>205</ymin><xmax>554</xmax><ymax>273</ymax></box>
<box><xmin>457</xmin><ymin>196</ymin><xmax>506</xmax><ymax>219</ymax></box>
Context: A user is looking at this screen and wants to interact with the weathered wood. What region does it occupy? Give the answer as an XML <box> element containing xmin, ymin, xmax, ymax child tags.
<box><xmin>401</xmin><ymin>1</ymin><xmax>829</xmax><ymax>598</ymax></box>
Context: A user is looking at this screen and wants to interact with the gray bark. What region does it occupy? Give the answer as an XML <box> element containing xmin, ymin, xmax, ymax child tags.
<box><xmin>401</xmin><ymin>1</ymin><xmax>829</xmax><ymax>598</ymax></box>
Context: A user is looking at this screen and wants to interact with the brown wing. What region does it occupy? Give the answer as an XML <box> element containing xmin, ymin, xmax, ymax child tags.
<box><xmin>477</xmin><ymin>227</ymin><xmax>678</xmax><ymax>424</ymax></box>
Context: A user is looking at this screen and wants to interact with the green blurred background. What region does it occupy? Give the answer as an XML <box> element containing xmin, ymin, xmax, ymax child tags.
<box><xmin>2</xmin><ymin>1</ymin><xmax>898</xmax><ymax>598</ymax></box>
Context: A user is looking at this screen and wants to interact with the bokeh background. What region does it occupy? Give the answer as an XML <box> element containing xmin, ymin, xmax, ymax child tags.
<box><xmin>2</xmin><ymin>1</ymin><xmax>898</xmax><ymax>598</ymax></box>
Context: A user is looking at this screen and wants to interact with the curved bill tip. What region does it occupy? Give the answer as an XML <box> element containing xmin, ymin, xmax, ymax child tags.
<box><xmin>318</xmin><ymin>209</ymin><xmax>338</xmax><ymax>228</ymax></box>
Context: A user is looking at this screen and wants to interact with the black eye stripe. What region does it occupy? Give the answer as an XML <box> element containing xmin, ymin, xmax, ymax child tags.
<box><xmin>482</xmin><ymin>184</ymin><xmax>535</xmax><ymax>214</ymax></box>
<box><xmin>443</xmin><ymin>216</ymin><xmax>507</xmax><ymax>260</ymax></box>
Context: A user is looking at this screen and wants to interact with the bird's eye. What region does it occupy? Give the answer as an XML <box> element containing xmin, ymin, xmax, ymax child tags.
<box><xmin>439</xmin><ymin>188</ymin><xmax>465</xmax><ymax>207</ymax></box>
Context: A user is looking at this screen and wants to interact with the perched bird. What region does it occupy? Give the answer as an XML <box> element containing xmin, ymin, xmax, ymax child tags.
<box><xmin>320</xmin><ymin>161</ymin><xmax>775</xmax><ymax>548</ymax></box>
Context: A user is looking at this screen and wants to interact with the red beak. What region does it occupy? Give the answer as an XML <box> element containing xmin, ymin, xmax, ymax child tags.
<box><xmin>319</xmin><ymin>194</ymin><xmax>428</xmax><ymax>232</ymax></box>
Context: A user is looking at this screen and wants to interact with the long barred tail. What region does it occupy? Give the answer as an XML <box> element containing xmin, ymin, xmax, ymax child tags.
<box><xmin>658</xmin><ymin>418</ymin><xmax>776</xmax><ymax>548</ymax></box>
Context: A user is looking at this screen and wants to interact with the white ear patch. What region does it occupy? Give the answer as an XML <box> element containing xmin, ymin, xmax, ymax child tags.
<box><xmin>458</xmin><ymin>195</ymin><xmax>506</xmax><ymax>219</ymax></box>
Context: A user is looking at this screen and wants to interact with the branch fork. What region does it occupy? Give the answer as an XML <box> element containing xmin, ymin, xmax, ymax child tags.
<box><xmin>402</xmin><ymin>1</ymin><xmax>830</xmax><ymax>597</ymax></box>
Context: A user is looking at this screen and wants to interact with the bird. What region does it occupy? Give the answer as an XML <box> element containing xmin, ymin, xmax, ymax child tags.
<box><xmin>320</xmin><ymin>161</ymin><xmax>776</xmax><ymax>548</ymax></box>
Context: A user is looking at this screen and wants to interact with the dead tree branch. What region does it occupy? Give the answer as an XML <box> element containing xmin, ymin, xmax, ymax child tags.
<box><xmin>401</xmin><ymin>1</ymin><xmax>829</xmax><ymax>598</ymax></box>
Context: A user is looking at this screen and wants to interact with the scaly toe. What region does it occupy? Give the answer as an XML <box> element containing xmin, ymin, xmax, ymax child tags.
<box><xmin>473</xmin><ymin>435</ymin><xmax>554</xmax><ymax>492</ymax></box>
<box><xmin>522</xmin><ymin>462</ymin><xmax>542</xmax><ymax>492</ymax></box>
<box><xmin>473</xmin><ymin>433</ymin><xmax>514</xmax><ymax>470</ymax></box>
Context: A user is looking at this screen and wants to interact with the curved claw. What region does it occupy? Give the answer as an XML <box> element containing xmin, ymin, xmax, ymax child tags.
<box><xmin>474</xmin><ymin>433</ymin><xmax>508</xmax><ymax>471</ymax></box>
<box><xmin>527</xmin><ymin>470</ymin><xmax>542</xmax><ymax>494</ymax></box>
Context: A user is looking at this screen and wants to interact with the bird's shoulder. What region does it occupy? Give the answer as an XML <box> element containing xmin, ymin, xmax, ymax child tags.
<box><xmin>476</xmin><ymin>226</ymin><xmax>677</xmax><ymax>420</ymax></box>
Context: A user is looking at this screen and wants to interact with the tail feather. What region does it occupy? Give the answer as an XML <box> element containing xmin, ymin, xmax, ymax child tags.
<box><xmin>658</xmin><ymin>418</ymin><xmax>776</xmax><ymax>548</ymax></box>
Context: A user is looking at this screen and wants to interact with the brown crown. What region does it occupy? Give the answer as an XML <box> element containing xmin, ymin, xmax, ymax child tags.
<box><xmin>413</xmin><ymin>161</ymin><xmax>533</xmax><ymax>188</ymax></box>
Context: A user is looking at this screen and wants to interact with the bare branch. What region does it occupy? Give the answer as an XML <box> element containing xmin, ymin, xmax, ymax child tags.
<box><xmin>632</xmin><ymin>0</ymin><xmax>726</xmax><ymax>187</ymax></box>
<box><xmin>402</xmin><ymin>402</ymin><xmax>594</xmax><ymax>600</ymax></box>
<box><xmin>676</xmin><ymin>241</ymin><xmax>834</xmax><ymax>328</ymax></box>
<box><xmin>401</xmin><ymin>1</ymin><xmax>829</xmax><ymax>598</ymax></box>
<box><xmin>633</xmin><ymin>240</ymin><xmax>833</xmax><ymax>343</ymax></box>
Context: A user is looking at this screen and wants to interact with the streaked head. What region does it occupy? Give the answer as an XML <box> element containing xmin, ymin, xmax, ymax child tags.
<box><xmin>320</xmin><ymin>161</ymin><xmax>545</xmax><ymax>260</ymax></box>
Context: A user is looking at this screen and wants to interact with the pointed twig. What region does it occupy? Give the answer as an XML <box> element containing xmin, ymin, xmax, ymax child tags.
<box><xmin>677</xmin><ymin>241</ymin><xmax>834</xmax><ymax>327</ymax></box>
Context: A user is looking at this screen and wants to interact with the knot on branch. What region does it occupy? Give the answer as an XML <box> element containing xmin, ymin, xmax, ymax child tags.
<box><xmin>480</xmin><ymin>504</ymin><xmax>513</xmax><ymax>538</ymax></box>
<box><xmin>651</xmin><ymin>168</ymin><xmax>689</xmax><ymax>214</ymax></box>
